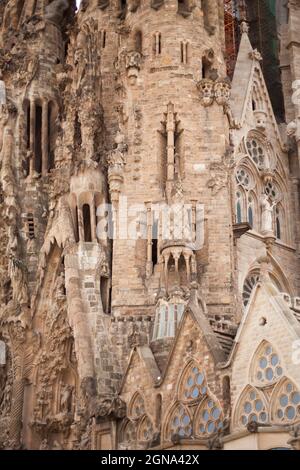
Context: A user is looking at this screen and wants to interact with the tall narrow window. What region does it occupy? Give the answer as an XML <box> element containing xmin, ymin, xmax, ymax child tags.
<box><xmin>180</xmin><ymin>41</ymin><xmax>188</xmax><ymax>64</ymax></box>
<box><xmin>275</xmin><ymin>208</ymin><xmax>281</xmax><ymax>240</ymax></box>
<box><xmin>135</xmin><ymin>30</ymin><xmax>142</xmax><ymax>54</ymax></box>
<box><xmin>25</xmin><ymin>100</ymin><xmax>30</xmax><ymax>150</ymax></box>
<box><xmin>158</xmin><ymin>33</ymin><xmax>161</xmax><ymax>54</ymax></box>
<box><xmin>100</xmin><ymin>277</ymin><xmax>109</xmax><ymax>313</ymax></box>
<box><xmin>152</xmin><ymin>218</ymin><xmax>158</xmax><ymax>267</ymax></box>
<box><xmin>83</xmin><ymin>204</ymin><xmax>92</xmax><ymax>242</ymax></box>
<box><xmin>101</xmin><ymin>30</ymin><xmax>106</xmax><ymax>49</ymax></box>
<box><xmin>236</xmin><ymin>192</ymin><xmax>242</xmax><ymax>224</ymax></box>
<box><xmin>153</xmin><ymin>32</ymin><xmax>161</xmax><ymax>56</ymax></box>
<box><xmin>74</xmin><ymin>206</ymin><xmax>79</xmax><ymax>243</ymax></box>
<box><xmin>47</xmin><ymin>102</ymin><xmax>56</xmax><ymax>172</ymax></box>
<box><xmin>34</xmin><ymin>104</ymin><xmax>42</xmax><ymax>174</ymax></box>
<box><xmin>248</xmin><ymin>206</ymin><xmax>253</xmax><ymax>228</ymax></box>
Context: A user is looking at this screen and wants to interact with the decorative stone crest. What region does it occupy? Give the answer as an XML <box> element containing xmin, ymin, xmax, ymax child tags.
<box><xmin>214</xmin><ymin>78</ymin><xmax>231</xmax><ymax>106</ymax></box>
<box><xmin>197</xmin><ymin>79</ymin><xmax>214</xmax><ymax>106</ymax></box>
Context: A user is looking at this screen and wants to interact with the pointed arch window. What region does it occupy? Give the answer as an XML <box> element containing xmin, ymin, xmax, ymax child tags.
<box><xmin>236</xmin><ymin>191</ymin><xmax>243</xmax><ymax>224</ymax></box>
<box><xmin>235</xmin><ymin>386</ymin><xmax>268</xmax><ymax>428</ymax></box>
<box><xmin>129</xmin><ymin>393</ymin><xmax>146</xmax><ymax>420</ymax></box>
<box><xmin>251</xmin><ymin>341</ymin><xmax>283</xmax><ymax>386</ymax></box>
<box><xmin>275</xmin><ymin>205</ymin><xmax>285</xmax><ymax>241</ymax></box>
<box><xmin>271</xmin><ymin>379</ymin><xmax>300</xmax><ymax>424</ymax></box>
<box><xmin>168</xmin><ymin>404</ymin><xmax>192</xmax><ymax>438</ymax></box>
<box><xmin>121</xmin><ymin>420</ymin><xmax>137</xmax><ymax>445</ymax></box>
<box><xmin>138</xmin><ymin>415</ymin><xmax>154</xmax><ymax>442</ymax></box>
<box><xmin>194</xmin><ymin>396</ymin><xmax>224</xmax><ymax>436</ymax></box>
<box><xmin>178</xmin><ymin>361</ymin><xmax>207</xmax><ymax>402</ymax></box>
<box><xmin>247</xmin><ymin>194</ymin><xmax>255</xmax><ymax>228</ymax></box>
<box><xmin>246</xmin><ymin>137</ymin><xmax>266</xmax><ymax>169</ymax></box>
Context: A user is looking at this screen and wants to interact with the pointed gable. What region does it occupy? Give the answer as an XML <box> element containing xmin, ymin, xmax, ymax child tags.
<box><xmin>230</xmin><ymin>22</ymin><xmax>284</xmax><ymax>149</ymax></box>
<box><xmin>230</xmin><ymin>279</ymin><xmax>300</xmax><ymax>414</ymax></box>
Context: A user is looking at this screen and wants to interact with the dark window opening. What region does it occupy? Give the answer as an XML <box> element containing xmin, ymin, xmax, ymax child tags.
<box><xmin>135</xmin><ymin>30</ymin><xmax>142</xmax><ymax>54</ymax></box>
<box><xmin>222</xmin><ymin>376</ymin><xmax>231</xmax><ymax>413</ymax></box>
<box><xmin>248</xmin><ymin>206</ymin><xmax>253</xmax><ymax>227</ymax></box>
<box><xmin>102</xmin><ymin>31</ymin><xmax>106</xmax><ymax>49</ymax></box>
<box><xmin>158</xmin><ymin>33</ymin><xmax>161</xmax><ymax>54</ymax></box>
<box><xmin>27</xmin><ymin>213</ymin><xmax>35</xmax><ymax>239</ymax></box>
<box><xmin>74</xmin><ymin>113</ymin><xmax>82</xmax><ymax>150</ymax></box>
<box><xmin>181</xmin><ymin>42</ymin><xmax>184</xmax><ymax>63</ymax></box>
<box><xmin>152</xmin><ymin>219</ymin><xmax>158</xmax><ymax>267</ymax></box>
<box><xmin>48</xmin><ymin>104</ymin><xmax>53</xmax><ymax>171</ymax></box>
<box><xmin>276</xmin><ymin>216</ymin><xmax>281</xmax><ymax>240</ymax></box>
<box><xmin>252</xmin><ymin>100</ymin><xmax>256</xmax><ymax>111</ymax></box>
<box><xmin>26</xmin><ymin>102</ymin><xmax>30</xmax><ymax>150</ymax></box>
<box><xmin>34</xmin><ymin>104</ymin><xmax>42</xmax><ymax>174</ymax></box>
<box><xmin>83</xmin><ymin>204</ymin><xmax>92</xmax><ymax>242</ymax></box>
<box><xmin>100</xmin><ymin>277</ymin><xmax>109</xmax><ymax>314</ymax></box>
<box><xmin>236</xmin><ymin>201</ymin><xmax>242</xmax><ymax>224</ymax></box>
<box><xmin>155</xmin><ymin>393</ymin><xmax>162</xmax><ymax>429</ymax></box>
<box><xmin>75</xmin><ymin>206</ymin><xmax>79</xmax><ymax>243</ymax></box>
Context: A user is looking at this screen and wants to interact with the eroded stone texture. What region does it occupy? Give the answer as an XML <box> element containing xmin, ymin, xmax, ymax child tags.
<box><xmin>0</xmin><ymin>0</ymin><xmax>299</xmax><ymax>451</ymax></box>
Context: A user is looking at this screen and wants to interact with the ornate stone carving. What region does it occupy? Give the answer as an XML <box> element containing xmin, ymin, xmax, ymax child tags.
<box><xmin>249</xmin><ymin>49</ymin><xmax>263</xmax><ymax>61</ymax></box>
<box><xmin>207</xmin><ymin>148</ymin><xmax>235</xmax><ymax>195</ymax></box>
<box><xmin>197</xmin><ymin>79</ymin><xmax>214</xmax><ymax>106</ymax></box>
<box><xmin>214</xmin><ymin>78</ymin><xmax>231</xmax><ymax>106</ymax></box>
<box><xmin>107</xmin><ymin>132</ymin><xmax>127</xmax><ymax>202</ymax></box>
<box><xmin>126</xmin><ymin>51</ymin><xmax>142</xmax><ymax>84</ymax></box>
<box><xmin>96</xmin><ymin>396</ymin><xmax>126</xmax><ymax>420</ymax></box>
<box><xmin>261</xmin><ymin>194</ymin><xmax>276</xmax><ymax>234</ymax></box>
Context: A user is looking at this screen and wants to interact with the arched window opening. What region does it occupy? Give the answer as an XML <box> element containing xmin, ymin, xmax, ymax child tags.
<box><xmin>168</xmin><ymin>404</ymin><xmax>192</xmax><ymax>439</ymax></box>
<box><xmin>24</xmin><ymin>100</ymin><xmax>30</xmax><ymax>150</ymax></box>
<box><xmin>101</xmin><ymin>30</ymin><xmax>106</xmax><ymax>49</ymax></box>
<box><xmin>74</xmin><ymin>112</ymin><xmax>82</xmax><ymax>150</ymax></box>
<box><xmin>246</xmin><ymin>137</ymin><xmax>267</xmax><ymax>169</ymax></box>
<box><xmin>235</xmin><ymin>386</ymin><xmax>268</xmax><ymax>428</ymax></box>
<box><xmin>248</xmin><ymin>205</ymin><xmax>253</xmax><ymax>227</ymax></box>
<box><xmin>83</xmin><ymin>204</ymin><xmax>92</xmax><ymax>242</ymax></box>
<box><xmin>252</xmin><ymin>100</ymin><xmax>256</xmax><ymax>111</ymax></box>
<box><xmin>251</xmin><ymin>342</ymin><xmax>283</xmax><ymax>386</ymax></box>
<box><xmin>34</xmin><ymin>104</ymin><xmax>43</xmax><ymax>174</ymax></box>
<box><xmin>153</xmin><ymin>33</ymin><xmax>161</xmax><ymax>56</ymax></box>
<box><xmin>179</xmin><ymin>361</ymin><xmax>207</xmax><ymax>402</ymax></box>
<box><xmin>236</xmin><ymin>191</ymin><xmax>243</xmax><ymax>224</ymax></box>
<box><xmin>222</xmin><ymin>376</ymin><xmax>231</xmax><ymax>414</ymax></box>
<box><xmin>47</xmin><ymin>102</ymin><xmax>57</xmax><ymax>172</ymax></box>
<box><xmin>195</xmin><ymin>397</ymin><xmax>225</xmax><ymax>436</ymax></box>
<box><xmin>275</xmin><ymin>207</ymin><xmax>284</xmax><ymax>241</ymax></box>
<box><xmin>152</xmin><ymin>218</ymin><xmax>158</xmax><ymax>267</ymax></box>
<box><xmin>180</xmin><ymin>41</ymin><xmax>188</xmax><ymax>65</ymax></box>
<box><xmin>272</xmin><ymin>379</ymin><xmax>300</xmax><ymax>424</ymax></box>
<box><xmin>100</xmin><ymin>277</ymin><xmax>109</xmax><ymax>314</ymax></box>
<box><xmin>178</xmin><ymin>0</ymin><xmax>191</xmax><ymax>16</ymax></box>
<box><xmin>74</xmin><ymin>206</ymin><xmax>79</xmax><ymax>243</ymax></box>
<box><xmin>155</xmin><ymin>394</ymin><xmax>162</xmax><ymax>429</ymax></box>
<box><xmin>134</xmin><ymin>30</ymin><xmax>142</xmax><ymax>54</ymax></box>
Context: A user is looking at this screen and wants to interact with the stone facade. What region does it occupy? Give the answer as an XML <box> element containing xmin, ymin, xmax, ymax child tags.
<box><xmin>0</xmin><ymin>0</ymin><xmax>299</xmax><ymax>451</ymax></box>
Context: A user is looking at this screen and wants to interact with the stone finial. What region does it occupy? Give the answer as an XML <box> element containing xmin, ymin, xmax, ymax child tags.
<box><xmin>240</xmin><ymin>21</ymin><xmax>249</xmax><ymax>34</ymax></box>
